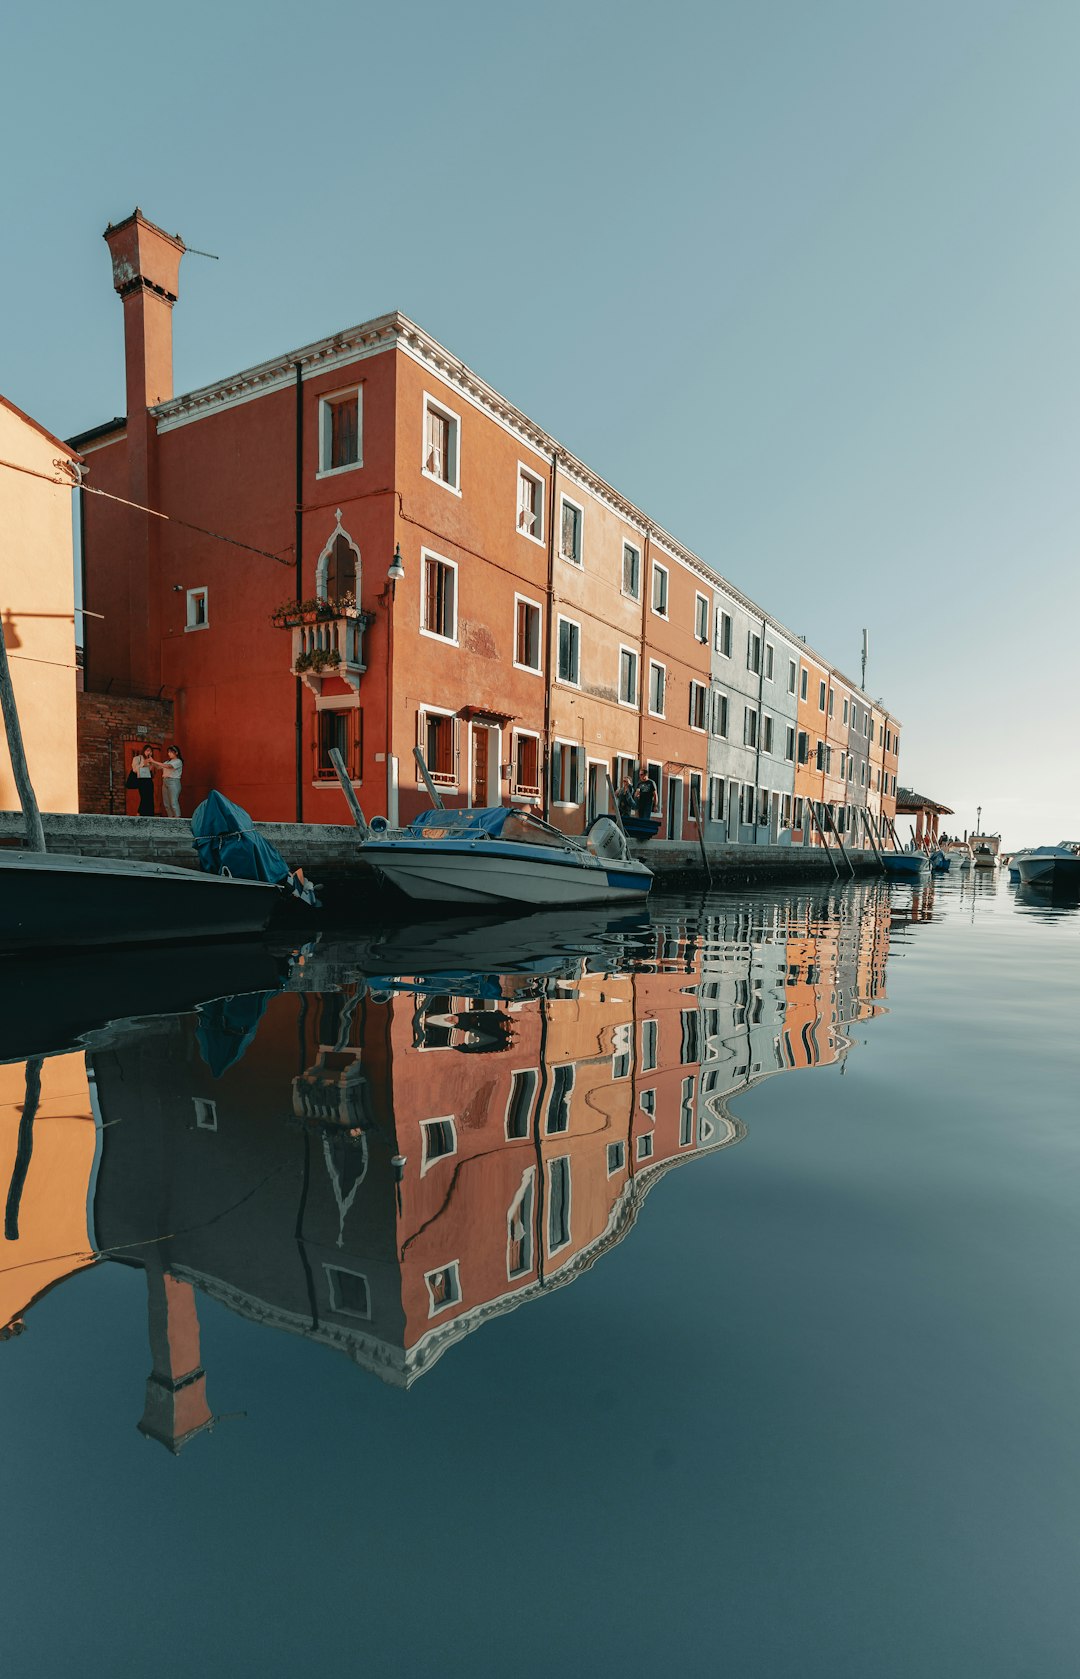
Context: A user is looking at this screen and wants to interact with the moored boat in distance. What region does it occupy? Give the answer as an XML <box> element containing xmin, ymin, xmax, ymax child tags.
<box><xmin>1015</xmin><ymin>845</ymin><xmax>1080</xmax><ymax>895</ymax></box>
<box><xmin>880</xmin><ymin>850</ymin><xmax>930</xmax><ymax>879</ymax></box>
<box><xmin>358</xmin><ymin>807</ymin><xmax>654</xmax><ymax>909</ymax></box>
<box><xmin>969</xmin><ymin>833</ymin><xmax>1001</xmax><ymax>870</ymax></box>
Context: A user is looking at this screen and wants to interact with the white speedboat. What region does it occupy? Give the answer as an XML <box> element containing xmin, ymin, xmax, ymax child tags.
<box><xmin>359</xmin><ymin>807</ymin><xmax>653</xmax><ymax>909</ymax></box>
<box><xmin>1015</xmin><ymin>845</ymin><xmax>1080</xmax><ymax>894</ymax></box>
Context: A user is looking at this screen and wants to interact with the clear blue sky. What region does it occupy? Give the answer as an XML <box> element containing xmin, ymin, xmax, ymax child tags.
<box><xmin>2</xmin><ymin>0</ymin><xmax>1076</xmax><ymax>846</ymax></box>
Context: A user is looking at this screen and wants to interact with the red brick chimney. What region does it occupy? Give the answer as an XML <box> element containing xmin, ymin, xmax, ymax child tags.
<box><xmin>102</xmin><ymin>210</ymin><xmax>185</xmax><ymax>694</ymax></box>
<box><xmin>104</xmin><ymin>209</ymin><xmax>185</xmax><ymax>413</ymax></box>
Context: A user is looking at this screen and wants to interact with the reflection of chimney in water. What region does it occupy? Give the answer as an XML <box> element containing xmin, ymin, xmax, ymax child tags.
<box><xmin>138</xmin><ymin>1261</ymin><xmax>213</xmax><ymax>1454</ymax></box>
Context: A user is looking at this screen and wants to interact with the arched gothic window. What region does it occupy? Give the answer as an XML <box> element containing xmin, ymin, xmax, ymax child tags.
<box><xmin>315</xmin><ymin>512</ymin><xmax>361</xmax><ymax>604</ymax></box>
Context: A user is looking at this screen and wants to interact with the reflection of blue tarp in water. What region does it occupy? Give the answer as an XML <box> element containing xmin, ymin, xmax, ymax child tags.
<box><xmin>196</xmin><ymin>990</ymin><xmax>277</xmax><ymax>1077</ymax></box>
<box><xmin>191</xmin><ymin>790</ymin><xmax>320</xmax><ymax>906</ymax></box>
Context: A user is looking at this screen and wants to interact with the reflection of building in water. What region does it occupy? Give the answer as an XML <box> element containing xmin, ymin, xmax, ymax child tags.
<box><xmin>0</xmin><ymin>1054</ymin><xmax>97</xmax><ymax>1339</ymax></box>
<box><xmin>0</xmin><ymin>887</ymin><xmax>893</xmax><ymax>1433</ymax></box>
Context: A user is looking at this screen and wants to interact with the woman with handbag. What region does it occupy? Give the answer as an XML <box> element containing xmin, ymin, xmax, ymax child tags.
<box><xmin>126</xmin><ymin>752</ymin><xmax>156</xmax><ymax>816</ymax></box>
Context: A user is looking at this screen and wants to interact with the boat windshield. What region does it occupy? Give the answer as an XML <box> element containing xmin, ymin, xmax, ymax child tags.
<box><xmin>406</xmin><ymin>808</ymin><xmax>578</xmax><ymax>850</ymax></box>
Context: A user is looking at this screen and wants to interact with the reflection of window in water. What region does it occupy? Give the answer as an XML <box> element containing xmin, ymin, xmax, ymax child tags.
<box><xmin>639</xmin><ymin>1089</ymin><xmax>656</xmax><ymax>1118</ymax></box>
<box><xmin>426</xmin><ymin>1262</ymin><xmax>462</xmax><ymax>1316</ymax></box>
<box><xmin>680</xmin><ymin>1077</ymin><xmax>694</xmax><ymax>1145</ymax></box>
<box><xmin>546</xmin><ymin>1063</ymin><xmax>575</xmax><ymax>1133</ymax></box>
<box><xmin>611</xmin><ymin>1022</ymin><xmax>631</xmax><ymax>1079</ymax></box>
<box><xmin>193</xmin><ymin>1097</ymin><xmax>217</xmax><ymax>1131</ymax></box>
<box><xmin>414</xmin><ymin>993</ymin><xmax>456</xmax><ymax>1049</ymax></box>
<box><xmin>637</xmin><ymin>1134</ymin><xmax>654</xmax><ymax>1160</ymax></box>
<box><xmin>641</xmin><ymin>1018</ymin><xmax>658</xmax><ymax>1070</ymax></box>
<box><xmin>681</xmin><ymin>1009</ymin><xmax>702</xmax><ymax>1063</ymax></box>
<box><xmin>325</xmin><ymin>1265</ymin><xmax>371</xmax><ymax>1319</ymax></box>
<box><xmin>507</xmin><ymin>1170</ymin><xmax>535</xmax><ymax>1278</ymax></box>
<box><xmin>607</xmin><ymin>1141</ymin><xmax>625</xmax><ymax>1175</ymax></box>
<box><xmin>505</xmin><ymin>1068</ymin><xmax>538</xmax><ymax>1139</ymax></box>
<box><xmin>547</xmin><ymin>1157</ymin><xmax>571</xmax><ymax>1252</ymax></box>
<box><xmin>421</xmin><ymin>1117</ymin><xmax>457</xmax><ymax>1171</ymax></box>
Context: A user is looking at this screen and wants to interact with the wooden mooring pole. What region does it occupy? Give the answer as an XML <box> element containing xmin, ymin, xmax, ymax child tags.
<box><xmin>0</xmin><ymin>609</ymin><xmax>46</xmax><ymax>852</ymax></box>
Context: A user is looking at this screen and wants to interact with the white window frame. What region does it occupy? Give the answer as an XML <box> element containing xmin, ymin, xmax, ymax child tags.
<box><xmin>325</xmin><ymin>1264</ymin><xmax>371</xmax><ymax>1319</ymax></box>
<box><xmin>420</xmin><ymin>548</ymin><xmax>458</xmax><ymax>645</ymax></box>
<box><xmin>420</xmin><ymin>1116</ymin><xmax>458</xmax><ymax>1175</ymax></box>
<box><xmin>185</xmin><ymin>587</ymin><xmax>208</xmax><ymax>632</ymax></box>
<box><xmin>744</xmin><ymin>706</ymin><xmax>758</xmax><ymax>747</ymax></box>
<box><xmin>688</xmin><ymin>680</ymin><xmax>707</xmax><ymax>732</ymax></box>
<box><xmin>556</xmin><ymin>614</ymin><xmax>581</xmax><ymax>688</ymax></box>
<box><xmin>694</xmin><ymin>592</ymin><xmax>709</xmax><ymax>643</ymax></box>
<box><xmin>422</xmin><ymin>392</ymin><xmax>461</xmax><ymax>494</ymax></box>
<box><xmin>621</xmin><ymin>540</ymin><xmax>641</xmax><ymax>600</ymax></box>
<box><xmin>417</xmin><ymin>703</ymin><xmax>459</xmax><ymax>789</ymax></box>
<box><xmin>547</xmin><ymin>1156</ymin><xmax>572</xmax><ymax>1255</ymax></box>
<box><xmin>651</xmin><ymin>561</ymin><xmax>669</xmax><ymax>618</ymax></box>
<box><xmin>193</xmin><ymin>1097</ymin><xmax>217</xmax><ymax>1131</ymax></box>
<box><xmin>710</xmin><ymin>689</ymin><xmax>729</xmax><ymax>738</ymax></box>
<box><xmin>607</xmin><ymin>1140</ymin><xmax>626</xmax><ymax>1175</ymax></box>
<box><xmin>511</xmin><ymin>728</ymin><xmax>542</xmax><ymax>802</ymax></box>
<box><xmin>425</xmin><ymin>1260</ymin><xmax>462</xmax><ymax>1316</ymax></box>
<box><xmin>715</xmin><ymin>607</ymin><xmax>733</xmax><ymax>657</ymax></box>
<box><xmin>762</xmin><ymin>713</ymin><xmax>774</xmax><ymax>754</ymax></box>
<box><xmin>764</xmin><ymin>642</ymin><xmax>774</xmax><ymax>681</ymax></box>
<box><xmin>516</xmin><ymin>463</ymin><xmax>545</xmax><ymax>544</ymax></box>
<box><xmin>558</xmin><ymin>494</ymin><xmax>584</xmax><ymax>567</ymax></box>
<box><xmin>788</xmin><ymin>659</ymin><xmax>797</xmax><ymax>694</ymax></box>
<box><xmin>551</xmin><ymin>738</ymin><xmax>584</xmax><ymax>806</ymax></box>
<box><xmin>637</xmin><ymin>1133</ymin><xmax>654</xmax><ymax>1161</ymax></box>
<box><xmin>800</xmin><ymin>667</ymin><xmax>808</xmax><ymax>701</ymax></box>
<box><xmin>618</xmin><ymin>644</ymin><xmax>639</xmax><ymax>708</ymax></box>
<box><xmin>317</xmin><ymin>386</ymin><xmax>363</xmax><ymax>478</ymax></box>
<box><xmin>507</xmin><ymin>1168</ymin><xmax>537</xmax><ymax>1280</ymax></box>
<box><xmin>513</xmin><ymin>593</ymin><xmax>543</xmax><ymax>675</ymax></box>
<box><xmin>647</xmin><ymin>660</ymin><xmax>666</xmax><ymax>718</ymax></box>
<box><xmin>505</xmin><ymin>1068</ymin><xmax>539</xmax><ymax>1139</ymax></box>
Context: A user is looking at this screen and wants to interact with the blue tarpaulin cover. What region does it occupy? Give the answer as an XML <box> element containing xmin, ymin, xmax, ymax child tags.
<box><xmin>406</xmin><ymin>807</ymin><xmax>513</xmax><ymax>838</ymax></box>
<box><xmin>191</xmin><ymin>790</ymin><xmax>320</xmax><ymax>905</ymax></box>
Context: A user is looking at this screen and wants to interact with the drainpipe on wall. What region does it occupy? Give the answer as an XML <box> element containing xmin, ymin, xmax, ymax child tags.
<box><xmin>294</xmin><ymin>361</ymin><xmax>304</xmax><ymax>825</ymax></box>
<box><xmin>542</xmin><ymin>450</ymin><xmax>557</xmax><ymax>821</ymax></box>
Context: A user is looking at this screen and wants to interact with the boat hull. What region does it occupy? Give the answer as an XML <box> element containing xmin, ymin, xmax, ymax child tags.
<box><xmin>0</xmin><ymin>851</ymin><xmax>280</xmax><ymax>951</ymax></box>
<box><xmin>881</xmin><ymin>854</ymin><xmax>930</xmax><ymax>879</ymax></box>
<box><xmin>362</xmin><ymin>840</ymin><xmax>652</xmax><ymax>908</ymax></box>
<box><xmin>1015</xmin><ymin>854</ymin><xmax>1080</xmax><ymax>893</ymax></box>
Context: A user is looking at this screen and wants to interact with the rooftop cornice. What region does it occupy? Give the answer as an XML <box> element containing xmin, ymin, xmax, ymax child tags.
<box><xmin>147</xmin><ymin>310</ymin><xmax>896</xmax><ymax>717</ymax></box>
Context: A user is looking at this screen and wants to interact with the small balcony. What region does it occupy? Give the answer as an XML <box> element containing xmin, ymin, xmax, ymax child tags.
<box><xmin>272</xmin><ymin>598</ymin><xmax>375</xmax><ymax>695</ymax></box>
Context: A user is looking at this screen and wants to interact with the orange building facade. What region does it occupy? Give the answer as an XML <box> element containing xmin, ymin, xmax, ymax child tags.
<box><xmin>75</xmin><ymin>211</ymin><xmax>901</xmax><ymax>836</ymax></box>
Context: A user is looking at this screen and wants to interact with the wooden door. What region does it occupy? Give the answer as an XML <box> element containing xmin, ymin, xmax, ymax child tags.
<box><xmin>472</xmin><ymin>728</ymin><xmax>489</xmax><ymax>807</ymax></box>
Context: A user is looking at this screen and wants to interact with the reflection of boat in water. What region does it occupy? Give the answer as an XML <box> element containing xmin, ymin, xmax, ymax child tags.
<box><xmin>0</xmin><ymin>850</ymin><xmax>280</xmax><ymax>954</ymax></box>
<box><xmin>0</xmin><ymin>939</ymin><xmax>290</xmax><ymax>1063</ymax></box>
<box><xmin>359</xmin><ymin>807</ymin><xmax>653</xmax><ymax>909</ymax></box>
<box><xmin>300</xmin><ymin>905</ymin><xmax>652</xmax><ymax>992</ymax></box>
<box><xmin>1015</xmin><ymin>845</ymin><xmax>1080</xmax><ymax>895</ymax></box>
<box><xmin>929</xmin><ymin>850</ymin><xmax>950</xmax><ymax>873</ymax></box>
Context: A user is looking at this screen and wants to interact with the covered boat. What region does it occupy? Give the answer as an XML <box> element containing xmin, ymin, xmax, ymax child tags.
<box><xmin>1015</xmin><ymin>846</ymin><xmax>1080</xmax><ymax>894</ymax></box>
<box><xmin>0</xmin><ymin>850</ymin><xmax>280</xmax><ymax>952</ymax></box>
<box><xmin>880</xmin><ymin>850</ymin><xmax>930</xmax><ymax>879</ymax></box>
<box><xmin>358</xmin><ymin>807</ymin><xmax>653</xmax><ymax>909</ymax></box>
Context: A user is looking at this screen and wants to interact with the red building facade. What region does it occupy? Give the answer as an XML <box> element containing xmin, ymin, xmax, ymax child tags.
<box><xmin>76</xmin><ymin>211</ymin><xmax>900</xmax><ymax>834</ymax></box>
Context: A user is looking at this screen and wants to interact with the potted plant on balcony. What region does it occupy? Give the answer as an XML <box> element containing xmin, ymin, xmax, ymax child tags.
<box><xmin>309</xmin><ymin>647</ymin><xmax>341</xmax><ymax>672</ymax></box>
<box><xmin>271</xmin><ymin>597</ymin><xmax>333</xmax><ymax>629</ymax></box>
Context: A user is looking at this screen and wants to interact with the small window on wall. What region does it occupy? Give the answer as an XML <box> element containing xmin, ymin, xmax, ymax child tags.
<box><xmin>716</xmin><ymin>608</ymin><xmax>732</xmax><ymax>656</ymax></box>
<box><xmin>710</xmin><ymin>691</ymin><xmax>729</xmax><ymax>737</ymax></box>
<box><xmin>513</xmin><ymin>731</ymin><xmax>541</xmax><ymax>799</ymax></box>
<box><xmin>423</xmin><ymin>396</ymin><xmax>460</xmax><ymax>490</ymax></box>
<box><xmin>762</xmin><ymin>714</ymin><xmax>774</xmax><ymax>754</ymax></box>
<box><xmin>186</xmin><ymin>587</ymin><xmax>208</xmax><ymax>631</ymax></box>
<box><xmin>515</xmin><ymin>597</ymin><xmax>542</xmax><ymax>672</ymax></box>
<box><xmin>517</xmin><ymin>466</ymin><xmax>544</xmax><ymax>540</ymax></box>
<box><xmin>788</xmin><ymin>659</ymin><xmax>797</xmax><ymax>694</ymax></box>
<box><xmin>695</xmin><ymin>594</ymin><xmax>709</xmax><ymax>642</ymax></box>
<box><xmin>559</xmin><ymin>496</ymin><xmax>583</xmax><ymax>565</ymax></box>
<box><xmin>557</xmin><ymin>617</ymin><xmax>581</xmax><ymax>686</ymax></box>
<box><xmin>747</xmin><ymin>632</ymin><xmax>762</xmax><ymax>674</ymax></box>
<box><xmin>419</xmin><ymin>709</ymin><xmax>457</xmax><ymax>786</ymax></box>
<box><xmin>315</xmin><ymin>707</ymin><xmax>361</xmax><ymax>781</ymax></box>
<box><xmin>651</xmin><ymin>563</ymin><xmax>669</xmax><ymax>617</ymax></box>
<box><xmin>648</xmin><ymin>662</ymin><xmax>666</xmax><ymax>716</ymax></box>
<box><xmin>319</xmin><ymin>390</ymin><xmax>362</xmax><ymax>475</ymax></box>
<box><xmin>708</xmin><ymin>777</ymin><xmax>725</xmax><ymax>820</ymax></box>
<box><xmin>551</xmin><ymin>741</ymin><xmax>584</xmax><ymax>805</ymax></box>
<box><xmin>622</xmin><ymin>542</ymin><xmax>641</xmax><ymax>599</ymax></box>
<box><xmin>422</xmin><ymin>552</ymin><xmax>457</xmax><ymax>642</ymax></box>
<box><xmin>744</xmin><ymin>707</ymin><xmax>758</xmax><ymax>747</ymax></box>
<box><xmin>785</xmin><ymin>726</ymin><xmax>796</xmax><ymax>762</ymax></box>
<box><xmin>619</xmin><ymin>647</ymin><xmax>639</xmax><ymax>706</ymax></box>
<box><xmin>800</xmin><ymin>668</ymin><xmax>808</xmax><ymax>701</ymax></box>
<box><xmin>689</xmin><ymin>682</ymin><xmax>706</xmax><ymax>730</ymax></box>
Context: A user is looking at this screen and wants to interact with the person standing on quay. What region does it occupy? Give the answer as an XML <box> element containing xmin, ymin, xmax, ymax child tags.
<box><xmin>151</xmin><ymin>745</ymin><xmax>184</xmax><ymax>818</ymax></box>
<box><xmin>129</xmin><ymin>751</ymin><xmax>155</xmax><ymax>816</ymax></box>
<box><xmin>634</xmin><ymin>767</ymin><xmax>658</xmax><ymax>821</ymax></box>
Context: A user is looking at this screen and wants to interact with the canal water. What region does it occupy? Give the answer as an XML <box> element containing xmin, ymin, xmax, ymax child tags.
<box><xmin>2</xmin><ymin>872</ymin><xmax>1078</xmax><ymax>1677</ymax></box>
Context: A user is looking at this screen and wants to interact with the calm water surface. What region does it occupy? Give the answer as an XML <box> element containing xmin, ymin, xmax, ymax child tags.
<box><xmin>2</xmin><ymin>872</ymin><xmax>1078</xmax><ymax>1677</ymax></box>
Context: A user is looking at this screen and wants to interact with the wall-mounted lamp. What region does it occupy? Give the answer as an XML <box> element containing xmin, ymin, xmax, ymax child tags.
<box><xmin>387</xmin><ymin>544</ymin><xmax>405</xmax><ymax>586</ymax></box>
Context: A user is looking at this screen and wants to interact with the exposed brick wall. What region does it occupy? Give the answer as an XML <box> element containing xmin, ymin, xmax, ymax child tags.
<box><xmin>77</xmin><ymin>691</ymin><xmax>175</xmax><ymax>814</ymax></box>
